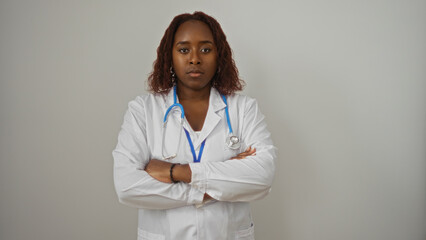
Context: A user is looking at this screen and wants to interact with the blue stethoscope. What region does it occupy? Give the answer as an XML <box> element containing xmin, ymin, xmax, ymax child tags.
<box><xmin>161</xmin><ymin>85</ymin><xmax>240</xmax><ymax>161</ymax></box>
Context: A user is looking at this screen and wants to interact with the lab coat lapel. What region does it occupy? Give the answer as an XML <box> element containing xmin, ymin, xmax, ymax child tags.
<box><xmin>192</xmin><ymin>88</ymin><xmax>226</xmax><ymax>150</ymax></box>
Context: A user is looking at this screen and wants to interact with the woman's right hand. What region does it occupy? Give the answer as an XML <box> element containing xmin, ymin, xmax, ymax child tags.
<box><xmin>231</xmin><ymin>146</ymin><xmax>256</xmax><ymax>160</ymax></box>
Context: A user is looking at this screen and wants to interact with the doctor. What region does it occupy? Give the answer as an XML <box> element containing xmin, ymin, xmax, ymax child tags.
<box><xmin>113</xmin><ymin>11</ymin><xmax>276</xmax><ymax>240</ymax></box>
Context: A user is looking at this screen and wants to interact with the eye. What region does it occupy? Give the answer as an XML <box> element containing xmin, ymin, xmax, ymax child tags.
<box><xmin>201</xmin><ymin>48</ymin><xmax>211</xmax><ymax>53</ymax></box>
<box><xmin>178</xmin><ymin>48</ymin><xmax>189</xmax><ymax>53</ymax></box>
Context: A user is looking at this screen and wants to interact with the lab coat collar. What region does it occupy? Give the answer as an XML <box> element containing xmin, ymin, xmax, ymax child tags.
<box><xmin>165</xmin><ymin>86</ymin><xmax>227</xmax><ymax>150</ymax></box>
<box><xmin>164</xmin><ymin>86</ymin><xmax>226</xmax><ymax>109</ymax></box>
<box><xmin>209</xmin><ymin>87</ymin><xmax>227</xmax><ymax>113</ymax></box>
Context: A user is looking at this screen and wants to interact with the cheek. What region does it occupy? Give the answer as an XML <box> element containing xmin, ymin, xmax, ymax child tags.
<box><xmin>205</xmin><ymin>55</ymin><xmax>218</xmax><ymax>70</ymax></box>
<box><xmin>172</xmin><ymin>55</ymin><xmax>186</xmax><ymax>73</ymax></box>
<box><xmin>208</xmin><ymin>62</ymin><xmax>218</xmax><ymax>74</ymax></box>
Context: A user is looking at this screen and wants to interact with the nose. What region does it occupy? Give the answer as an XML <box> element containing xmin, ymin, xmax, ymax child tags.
<box><xmin>189</xmin><ymin>51</ymin><xmax>201</xmax><ymax>65</ymax></box>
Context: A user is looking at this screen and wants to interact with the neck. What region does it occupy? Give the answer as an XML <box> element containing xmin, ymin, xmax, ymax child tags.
<box><xmin>176</xmin><ymin>83</ymin><xmax>211</xmax><ymax>101</ymax></box>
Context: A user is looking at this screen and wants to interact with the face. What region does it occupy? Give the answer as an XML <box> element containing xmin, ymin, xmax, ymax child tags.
<box><xmin>172</xmin><ymin>20</ymin><xmax>218</xmax><ymax>92</ymax></box>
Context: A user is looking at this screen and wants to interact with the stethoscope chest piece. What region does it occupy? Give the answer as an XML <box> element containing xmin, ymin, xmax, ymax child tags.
<box><xmin>226</xmin><ymin>135</ymin><xmax>240</xmax><ymax>150</ymax></box>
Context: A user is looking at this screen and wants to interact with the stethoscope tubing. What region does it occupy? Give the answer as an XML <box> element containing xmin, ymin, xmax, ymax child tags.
<box><xmin>162</xmin><ymin>85</ymin><xmax>239</xmax><ymax>161</ymax></box>
<box><xmin>221</xmin><ymin>94</ymin><xmax>233</xmax><ymax>134</ymax></box>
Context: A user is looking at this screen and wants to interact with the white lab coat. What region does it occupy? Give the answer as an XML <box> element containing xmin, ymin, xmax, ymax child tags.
<box><xmin>113</xmin><ymin>87</ymin><xmax>276</xmax><ymax>240</ymax></box>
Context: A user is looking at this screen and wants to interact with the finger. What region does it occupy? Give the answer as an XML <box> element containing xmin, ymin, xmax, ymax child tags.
<box><xmin>245</xmin><ymin>146</ymin><xmax>256</xmax><ymax>153</ymax></box>
<box><xmin>231</xmin><ymin>147</ymin><xmax>257</xmax><ymax>160</ymax></box>
<box><xmin>246</xmin><ymin>147</ymin><xmax>256</xmax><ymax>155</ymax></box>
<box><xmin>232</xmin><ymin>153</ymin><xmax>250</xmax><ymax>160</ymax></box>
<box><xmin>242</xmin><ymin>148</ymin><xmax>256</xmax><ymax>156</ymax></box>
<box><xmin>237</xmin><ymin>152</ymin><xmax>250</xmax><ymax>158</ymax></box>
<box><xmin>239</xmin><ymin>149</ymin><xmax>252</xmax><ymax>156</ymax></box>
<box><xmin>235</xmin><ymin>150</ymin><xmax>256</xmax><ymax>158</ymax></box>
<box><xmin>231</xmin><ymin>154</ymin><xmax>245</xmax><ymax>160</ymax></box>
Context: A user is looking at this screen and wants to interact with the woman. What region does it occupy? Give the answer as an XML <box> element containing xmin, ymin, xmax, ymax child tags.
<box><xmin>113</xmin><ymin>11</ymin><xmax>276</xmax><ymax>240</ymax></box>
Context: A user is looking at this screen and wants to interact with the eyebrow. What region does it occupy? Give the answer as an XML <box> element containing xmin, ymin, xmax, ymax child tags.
<box><xmin>175</xmin><ymin>40</ymin><xmax>214</xmax><ymax>46</ymax></box>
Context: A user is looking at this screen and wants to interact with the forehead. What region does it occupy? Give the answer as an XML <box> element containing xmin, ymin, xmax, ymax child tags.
<box><xmin>173</xmin><ymin>20</ymin><xmax>214</xmax><ymax>44</ymax></box>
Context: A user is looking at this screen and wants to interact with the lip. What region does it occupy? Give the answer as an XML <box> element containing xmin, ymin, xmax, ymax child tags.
<box><xmin>186</xmin><ymin>69</ymin><xmax>204</xmax><ymax>78</ymax></box>
<box><xmin>188</xmin><ymin>72</ymin><xmax>202</xmax><ymax>77</ymax></box>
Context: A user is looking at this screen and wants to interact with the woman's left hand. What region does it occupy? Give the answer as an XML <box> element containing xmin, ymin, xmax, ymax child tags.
<box><xmin>144</xmin><ymin>159</ymin><xmax>173</xmax><ymax>183</ymax></box>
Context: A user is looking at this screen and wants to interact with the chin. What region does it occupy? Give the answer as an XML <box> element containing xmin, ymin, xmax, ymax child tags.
<box><xmin>180</xmin><ymin>79</ymin><xmax>212</xmax><ymax>90</ymax></box>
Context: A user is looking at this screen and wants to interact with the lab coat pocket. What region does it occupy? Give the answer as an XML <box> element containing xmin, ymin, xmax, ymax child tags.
<box><xmin>137</xmin><ymin>228</ymin><xmax>165</xmax><ymax>240</ymax></box>
<box><xmin>235</xmin><ymin>223</ymin><xmax>255</xmax><ymax>240</ymax></box>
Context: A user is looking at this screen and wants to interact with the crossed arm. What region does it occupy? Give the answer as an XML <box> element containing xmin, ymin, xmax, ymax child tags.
<box><xmin>113</xmin><ymin>97</ymin><xmax>275</xmax><ymax>210</ymax></box>
<box><xmin>144</xmin><ymin>147</ymin><xmax>257</xmax><ymax>202</ymax></box>
<box><xmin>144</xmin><ymin>146</ymin><xmax>257</xmax><ymax>184</ymax></box>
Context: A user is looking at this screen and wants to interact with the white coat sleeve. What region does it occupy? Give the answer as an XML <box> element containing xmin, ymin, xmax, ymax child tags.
<box><xmin>189</xmin><ymin>97</ymin><xmax>276</xmax><ymax>202</ymax></box>
<box><xmin>113</xmin><ymin>98</ymin><xmax>204</xmax><ymax>209</ymax></box>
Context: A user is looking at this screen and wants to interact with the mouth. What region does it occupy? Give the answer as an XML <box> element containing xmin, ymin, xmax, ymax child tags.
<box><xmin>187</xmin><ymin>69</ymin><xmax>203</xmax><ymax>78</ymax></box>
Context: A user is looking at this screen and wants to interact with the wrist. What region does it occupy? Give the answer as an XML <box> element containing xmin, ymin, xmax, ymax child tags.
<box><xmin>170</xmin><ymin>163</ymin><xmax>180</xmax><ymax>183</ymax></box>
<box><xmin>173</xmin><ymin>164</ymin><xmax>192</xmax><ymax>183</ymax></box>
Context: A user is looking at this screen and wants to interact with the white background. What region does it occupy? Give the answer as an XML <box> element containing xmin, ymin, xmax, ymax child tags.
<box><xmin>1</xmin><ymin>0</ymin><xmax>425</xmax><ymax>239</ymax></box>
